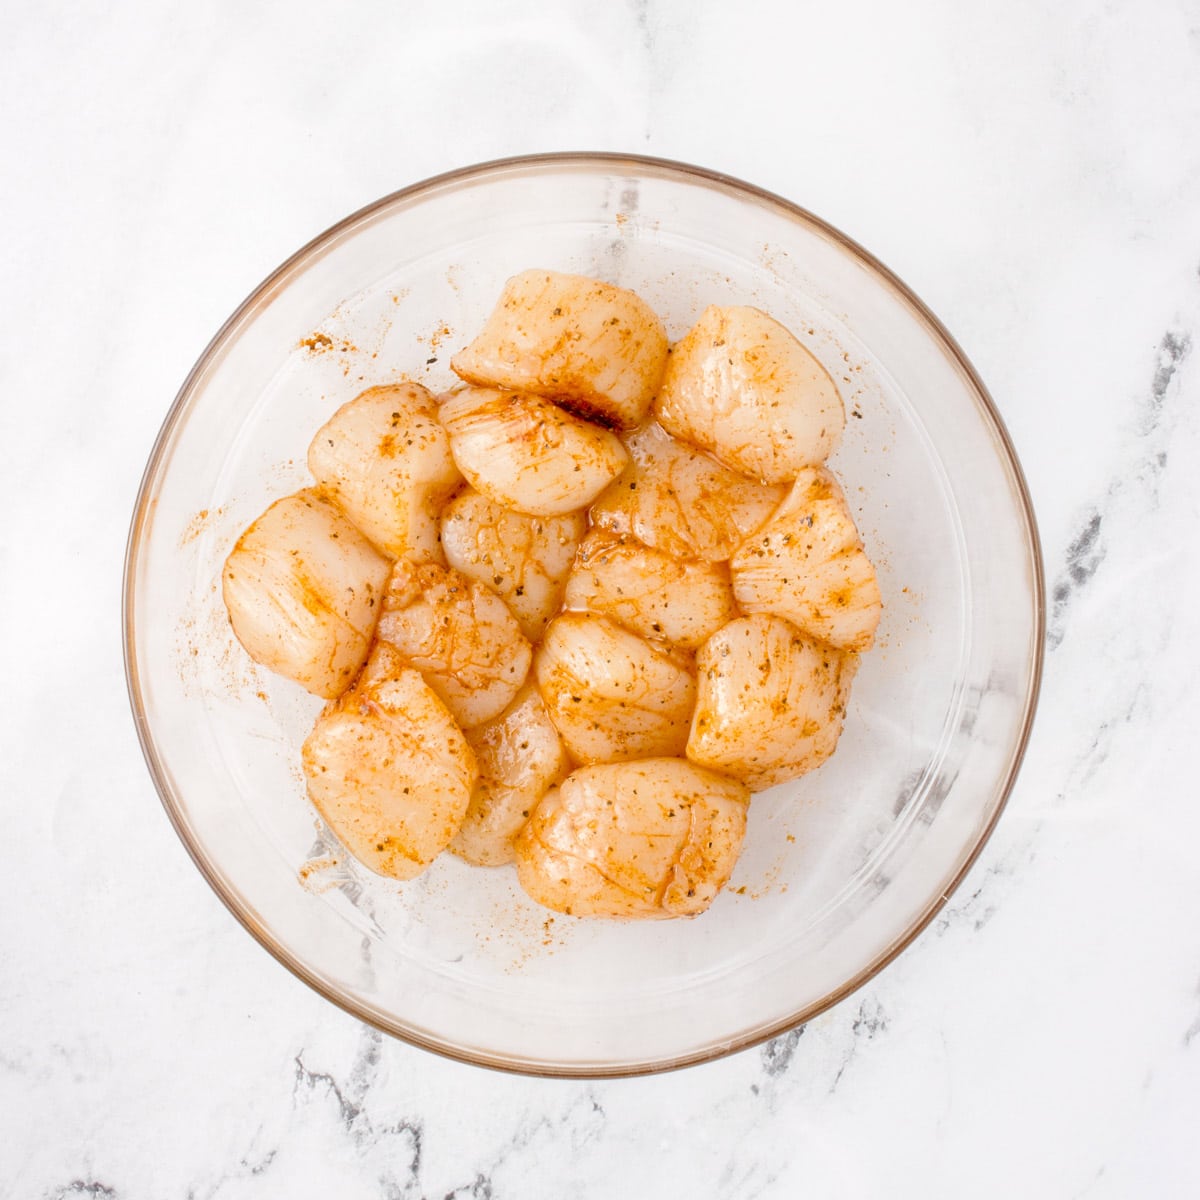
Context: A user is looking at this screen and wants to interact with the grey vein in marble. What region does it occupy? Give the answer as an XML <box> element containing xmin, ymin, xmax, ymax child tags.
<box><xmin>1048</xmin><ymin>324</ymin><xmax>1194</xmax><ymax>648</ymax></box>
<box><xmin>1185</xmin><ymin>977</ymin><xmax>1200</xmax><ymax>1049</ymax></box>
<box><xmin>282</xmin><ymin>1029</ymin><xmax>424</xmax><ymax>1197</ymax></box>
<box><xmin>715</xmin><ymin>1157</ymin><xmax>782</xmax><ymax>1200</ymax></box>
<box><xmin>238</xmin><ymin>1147</ymin><xmax>277</xmax><ymax>1177</ymax></box>
<box><xmin>829</xmin><ymin>999</ymin><xmax>890</xmax><ymax>1094</ymax></box>
<box><xmin>1048</xmin><ymin>512</ymin><xmax>1105</xmax><ymax>649</ymax></box>
<box><xmin>438</xmin><ymin>1091</ymin><xmax>608</xmax><ymax>1199</ymax></box>
<box><xmin>1143</xmin><ymin>329</ymin><xmax>1192</xmax><ymax>435</ymax></box>
<box><xmin>442</xmin><ymin>1173</ymin><xmax>496</xmax><ymax>1199</ymax></box>
<box><xmin>630</xmin><ymin>0</ymin><xmax>652</xmax><ymax>54</ymax></box>
<box><xmin>294</xmin><ymin>1029</ymin><xmax>418</xmax><ymax>1149</ymax></box>
<box><xmin>758</xmin><ymin>1026</ymin><xmax>804</xmax><ymax>1079</ymax></box>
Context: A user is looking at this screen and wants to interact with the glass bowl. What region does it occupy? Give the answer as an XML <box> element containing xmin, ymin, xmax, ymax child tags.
<box><xmin>124</xmin><ymin>153</ymin><xmax>1043</xmax><ymax>1077</ymax></box>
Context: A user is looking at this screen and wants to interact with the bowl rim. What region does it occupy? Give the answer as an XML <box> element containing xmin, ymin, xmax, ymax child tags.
<box><xmin>123</xmin><ymin>150</ymin><xmax>1046</xmax><ymax>1078</ymax></box>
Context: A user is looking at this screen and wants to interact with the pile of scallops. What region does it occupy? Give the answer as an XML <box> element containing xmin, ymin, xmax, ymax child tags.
<box><xmin>222</xmin><ymin>271</ymin><xmax>881</xmax><ymax>920</ymax></box>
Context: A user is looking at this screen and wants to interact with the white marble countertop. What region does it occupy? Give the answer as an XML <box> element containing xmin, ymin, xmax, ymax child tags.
<box><xmin>4</xmin><ymin>1</ymin><xmax>1199</xmax><ymax>1196</ymax></box>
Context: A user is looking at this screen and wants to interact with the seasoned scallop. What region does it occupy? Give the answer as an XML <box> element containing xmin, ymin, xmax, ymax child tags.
<box><xmin>307</xmin><ymin>382</ymin><xmax>462</xmax><ymax>562</ymax></box>
<box><xmin>534</xmin><ymin>613</ymin><xmax>696</xmax><ymax>763</ymax></box>
<box><xmin>449</xmin><ymin>683</ymin><xmax>571</xmax><ymax>867</ymax></box>
<box><xmin>589</xmin><ymin>422</ymin><xmax>785</xmax><ymax>562</ymax></box>
<box><xmin>563</xmin><ymin>528</ymin><xmax>738</xmax><ymax>651</ymax></box>
<box><xmin>450</xmin><ymin>269</ymin><xmax>669</xmax><ymax>429</ymax></box>
<box><xmin>653</xmin><ymin>305</ymin><xmax>845</xmax><ymax>482</ymax></box>
<box><xmin>730</xmin><ymin>466</ymin><xmax>882</xmax><ymax>651</ymax></box>
<box><xmin>514</xmin><ymin>759</ymin><xmax>750</xmax><ymax>919</ymax></box>
<box><xmin>376</xmin><ymin>560</ymin><xmax>531</xmax><ymax>728</ymax></box>
<box><xmin>222</xmin><ymin>489</ymin><xmax>389</xmax><ymax>699</ymax></box>
<box><xmin>302</xmin><ymin>649</ymin><xmax>477</xmax><ymax>880</ymax></box>
<box><xmin>439</xmin><ymin>387</ymin><xmax>628</xmax><ymax>517</ymax></box>
<box><xmin>440</xmin><ymin>489</ymin><xmax>585</xmax><ymax>641</ymax></box>
<box><xmin>687</xmin><ymin>615</ymin><xmax>857</xmax><ymax>791</ymax></box>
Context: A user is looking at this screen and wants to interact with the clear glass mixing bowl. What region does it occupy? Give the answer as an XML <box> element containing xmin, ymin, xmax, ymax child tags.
<box><xmin>124</xmin><ymin>154</ymin><xmax>1043</xmax><ymax>1076</ymax></box>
